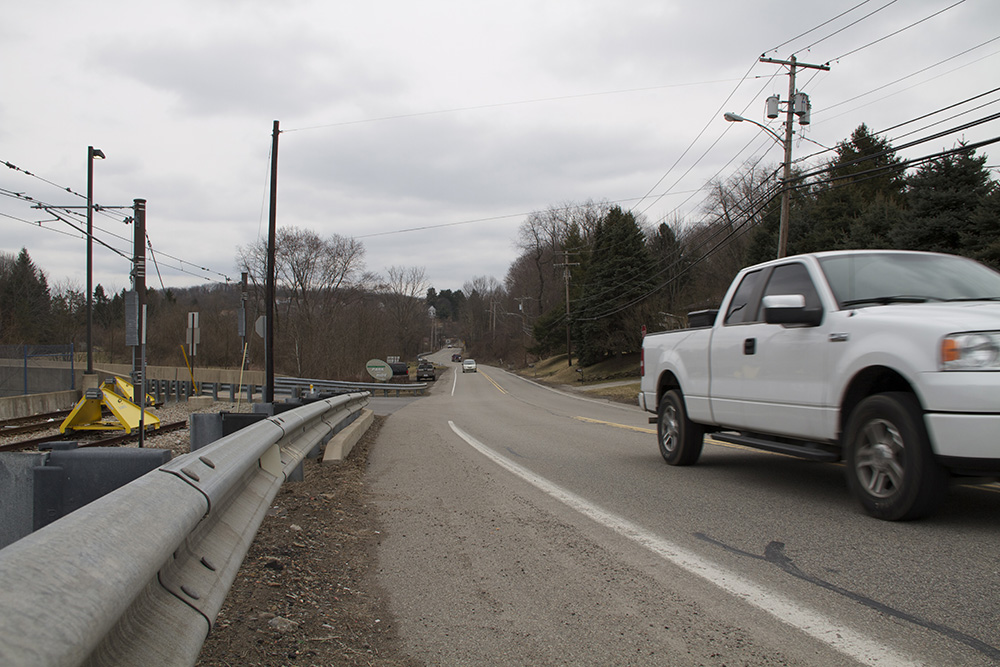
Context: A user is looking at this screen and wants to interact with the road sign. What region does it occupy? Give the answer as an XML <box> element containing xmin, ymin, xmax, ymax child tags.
<box><xmin>186</xmin><ymin>312</ymin><xmax>200</xmax><ymax>356</ymax></box>
<box><xmin>365</xmin><ymin>359</ymin><xmax>392</xmax><ymax>382</ymax></box>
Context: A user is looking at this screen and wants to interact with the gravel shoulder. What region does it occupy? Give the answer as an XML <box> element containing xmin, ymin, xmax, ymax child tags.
<box><xmin>196</xmin><ymin>414</ymin><xmax>419</xmax><ymax>667</ymax></box>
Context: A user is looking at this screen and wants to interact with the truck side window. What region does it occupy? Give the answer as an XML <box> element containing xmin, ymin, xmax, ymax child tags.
<box><xmin>757</xmin><ymin>263</ymin><xmax>821</xmax><ymax>319</ymax></box>
<box><xmin>724</xmin><ymin>270</ymin><xmax>763</xmax><ymax>325</ymax></box>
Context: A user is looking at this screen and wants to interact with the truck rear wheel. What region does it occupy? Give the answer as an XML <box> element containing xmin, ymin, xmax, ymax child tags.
<box><xmin>658</xmin><ymin>389</ymin><xmax>704</xmax><ymax>466</ymax></box>
<box><xmin>844</xmin><ymin>392</ymin><xmax>947</xmax><ymax>520</ymax></box>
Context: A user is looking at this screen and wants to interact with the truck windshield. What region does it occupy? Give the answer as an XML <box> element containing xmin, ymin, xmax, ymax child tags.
<box><xmin>818</xmin><ymin>252</ymin><xmax>1000</xmax><ymax>308</ymax></box>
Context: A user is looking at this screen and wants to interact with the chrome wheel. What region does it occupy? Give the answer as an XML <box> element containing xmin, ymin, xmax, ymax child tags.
<box><xmin>854</xmin><ymin>419</ymin><xmax>905</xmax><ymax>499</ymax></box>
<box><xmin>659</xmin><ymin>403</ymin><xmax>680</xmax><ymax>455</ymax></box>
<box><xmin>845</xmin><ymin>393</ymin><xmax>947</xmax><ymax>520</ymax></box>
<box><xmin>657</xmin><ymin>389</ymin><xmax>703</xmax><ymax>466</ymax></box>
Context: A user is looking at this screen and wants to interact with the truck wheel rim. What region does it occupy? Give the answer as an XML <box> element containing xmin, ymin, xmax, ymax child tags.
<box><xmin>661</xmin><ymin>405</ymin><xmax>679</xmax><ymax>453</ymax></box>
<box><xmin>855</xmin><ymin>418</ymin><xmax>905</xmax><ymax>499</ymax></box>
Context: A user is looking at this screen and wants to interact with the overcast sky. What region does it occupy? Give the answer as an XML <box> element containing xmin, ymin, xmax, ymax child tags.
<box><xmin>3</xmin><ymin>0</ymin><xmax>998</xmax><ymax>295</ymax></box>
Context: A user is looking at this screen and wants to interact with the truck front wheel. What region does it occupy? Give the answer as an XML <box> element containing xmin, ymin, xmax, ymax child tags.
<box><xmin>844</xmin><ymin>392</ymin><xmax>947</xmax><ymax>520</ymax></box>
<box><xmin>658</xmin><ymin>389</ymin><xmax>704</xmax><ymax>466</ymax></box>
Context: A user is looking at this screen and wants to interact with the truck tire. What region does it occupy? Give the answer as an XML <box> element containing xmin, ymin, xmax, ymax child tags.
<box><xmin>844</xmin><ymin>392</ymin><xmax>947</xmax><ymax>521</ymax></box>
<box><xmin>658</xmin><ymin>389</ymin><xmax>704</xmax><ymax>466</ymax></box>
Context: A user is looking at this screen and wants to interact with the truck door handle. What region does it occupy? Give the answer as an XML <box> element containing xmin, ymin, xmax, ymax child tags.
<box><xmin>744</xmin><ymin>338</ymin><xmax>756</xmax><ymax>355</ymax></box>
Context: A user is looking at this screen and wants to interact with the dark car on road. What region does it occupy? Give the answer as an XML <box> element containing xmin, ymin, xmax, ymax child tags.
<box><xmin>416</xmin><ymin>362</ymin><xmax>436</xmax><ymax>381</ymax></box>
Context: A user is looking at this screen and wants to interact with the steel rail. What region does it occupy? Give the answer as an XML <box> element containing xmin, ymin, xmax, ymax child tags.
<box><xmin>0</xmin><ymin>391</ymin><xmax>369</xmax><ymax>666</ymax></box>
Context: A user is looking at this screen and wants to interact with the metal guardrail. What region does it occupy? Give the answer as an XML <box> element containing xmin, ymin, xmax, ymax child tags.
<box><xmin>0</xmin><ymin>392</ymin><xmax>370</xmax><ymax>666</ymax></box>
<box><xmin>274</xmin><ymin>375</ymin><xmax>428</xmax><ymax>397</ymax></box>
<box><xmin>143</xmin><ymin>376</ymin><xmax>426</xmax><ymax>404</ymax></box>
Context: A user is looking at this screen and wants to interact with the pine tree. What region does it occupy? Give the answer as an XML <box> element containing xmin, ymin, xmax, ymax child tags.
<box><xmin>574</xmin><ymin>207</ymin><xmax>652</xmax><ymax>365</ymax></box>
<box><xmin>0</xmin><ymin>248</ymin><xmax>52</xmax><ymax>344</ymax></box>
<box><xmin>893</xmin><ymin>145</ymin><xmax>992</xmax><ymax>255</ymax></box>
<box><xmin>799</xmin><ymin>124</ymin><xmax>905</xmax><ymax>252</ymax></box>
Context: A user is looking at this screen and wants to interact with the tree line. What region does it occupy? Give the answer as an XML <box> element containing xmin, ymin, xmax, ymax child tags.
<box><xmin>2</xmin><ymin>123</ymin><xmax>997</xmax><ymax>377</ymax></box>
<box><xmin>494</xmin><ymin>125</ymin><xmax>998</xmax><ymax>367</ymax></box>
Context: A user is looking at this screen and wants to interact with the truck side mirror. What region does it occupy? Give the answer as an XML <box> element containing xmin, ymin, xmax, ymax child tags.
<box><xmin>762</xmin><ymin>294</ymin><xmax>823</xmax><ymax>327</ymax></box>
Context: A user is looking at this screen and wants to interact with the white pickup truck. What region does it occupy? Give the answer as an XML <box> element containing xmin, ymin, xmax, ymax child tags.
<box><xmin>639</xmin><ymin>250</ymin><xmax>1000</xmax><ymax>520</ymax></box>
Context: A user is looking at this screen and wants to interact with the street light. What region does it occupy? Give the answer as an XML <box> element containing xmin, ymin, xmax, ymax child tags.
<box><xmin>724</xmin><ymin>111</ymin><xmax>793</xmax><ymax>258</ymax></box>
<box><xmin>86</xmin><ymin>146</ymin><xmax>105</xmax><ymax>376</ymax></box>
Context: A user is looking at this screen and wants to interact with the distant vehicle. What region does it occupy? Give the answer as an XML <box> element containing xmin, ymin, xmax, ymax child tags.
<box><xmin>462</xmin><ymin>359</ymin><xmax>477</xmax><ymax>373</ymax></box>
<box><xmin>451</xmin><ymin>353</ymin><xmax>462</xmax><ymax>362</ymax></box>
<box><xmin>416</xmin><ymin>362</ymin><xmax>436</xmax><ymax>382</ymax></box>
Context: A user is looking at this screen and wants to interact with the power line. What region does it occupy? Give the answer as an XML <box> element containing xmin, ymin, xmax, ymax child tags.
<box><xmin>764</xmin><ymin>0</ymin><xmax>879</xmax><ymax>55</ymax></box>
<box><xmin>798</xmin><ymin>0</ymin><xmax>902</xmax><ymax>55</ymax></box>
<box><xmin>2</xmin><ymin>159</ymin><xmax>234</xmax><ymax>284</ymax></box>
<box><xmin>281</xmin><ymin>78</ymin><xmax>763</xmax><ymax>133</ymax></box>
<box><xmin>828</xmin><ymin>0</ymin><xmax>969</xmax><ymax>62</ymax></box>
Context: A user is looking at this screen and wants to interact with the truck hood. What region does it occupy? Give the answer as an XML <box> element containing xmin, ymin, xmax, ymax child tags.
<box><xmin>847</xmin><ymin>300</ymin><xmax>1000</xmax><ymax>331</ymax></box>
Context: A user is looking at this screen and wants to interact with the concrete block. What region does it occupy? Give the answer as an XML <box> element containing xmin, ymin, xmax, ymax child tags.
<box><xmin>190</xmin><ymin>413</ymin><xmax>224</xmax><ymax>451</ymax></box>
<box><xmin>32</xmin><ymin>447</ymin><xmax>172</xmax><ymax>531</ymax></box>
<box><xmin>0</xmin><ymin>453</ymin><xmax>48</xmax><ymax>549</ymax></box>
<box><xmin>187</xmin><ymin>395</ymin><xmax>213</xmax><ymax>409</ymax></box>
<box><xmin>323</xmin><ymin>409</ymin><xmax>374</xmax><ymax>464</ymax></box>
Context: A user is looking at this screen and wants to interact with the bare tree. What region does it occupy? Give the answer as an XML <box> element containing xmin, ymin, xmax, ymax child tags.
<box><xmin>379</xmin><ymin>266</ymin><xmax>428</xmax><ymax>360</ymax></box>
<box><xmin>236</xmin><ymin>226</ymin><xmax>369</xmax><ymax>377</ymax></box>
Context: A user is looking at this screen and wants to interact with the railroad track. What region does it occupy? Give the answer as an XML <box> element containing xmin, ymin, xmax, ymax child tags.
<box><xmin>0</xmin><ymin>410</ymin><xmax>74</xmax><ymax>437</ymax></box>
<box><xmin>0</xmin><ymin>420</ymin><xmax>188</xmax><ymax>453</ymax></box>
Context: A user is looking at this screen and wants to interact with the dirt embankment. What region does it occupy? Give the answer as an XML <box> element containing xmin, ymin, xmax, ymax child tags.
<box><xmin>196</xmin><ymin>416</ymin><xmax>420</xmax><ymax>667</ymax></box>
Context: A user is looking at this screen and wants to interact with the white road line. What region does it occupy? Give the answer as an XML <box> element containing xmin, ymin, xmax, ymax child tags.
<box><xmin>448</xmin><ymin>420</ymin><xmax>921</xmax><ymax>667</ymax></box>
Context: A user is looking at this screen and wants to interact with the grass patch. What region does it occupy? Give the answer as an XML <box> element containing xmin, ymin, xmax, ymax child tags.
<box><xmin>519</xmin><ymin>353</ymin><xmax>640</xmax><ymax>385</ymax></box>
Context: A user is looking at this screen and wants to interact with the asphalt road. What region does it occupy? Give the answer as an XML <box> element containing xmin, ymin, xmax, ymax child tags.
<box><xmin>368</xmin><ymin>349</ymin><xmax>1000</xmax><ymax>666</ymax></box>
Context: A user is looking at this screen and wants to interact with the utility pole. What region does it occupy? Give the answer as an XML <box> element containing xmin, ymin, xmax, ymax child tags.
<box><xmin>130</xmin><ymin>199</ymin><xmax>146</xmax><ymax>405</ymax></box>
<box><xmin>265</xmin><ymin>120</ymin><xmax>279</xmax><ymax>404</ymax></box>
<box><xmin>240</xmin><ymin>271</ymin><xmax>248</xmax><ymax>368</ymax></box>
<box><xmin>555</xmin><ymin>251</ymin><xmax>579</xmax><ymax>367</ymax></box>
<box><xmin>515</xmin><ymin>296</ymin><xmax>530</xmax><ymax>367</ymax></box>
<box><xmin>85</xmin><ymin>146</ymin><xmax>105</xmax><ymax>378</ymax></box>
<box><xmin>759</xmin><ymin>55</ymin><xmax>829</xmax><ymax>258</ymax></box>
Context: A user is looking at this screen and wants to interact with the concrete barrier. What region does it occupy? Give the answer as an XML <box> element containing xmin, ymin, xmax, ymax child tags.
<box><xmin>0</xmin><ymin>390</ymin><xmax>79</xmax><ymax>421</ymax></box>
<box><xmin>322</xmin><ymin>409</ymin><xmax>374</xmax><ymax>463</ymax></box>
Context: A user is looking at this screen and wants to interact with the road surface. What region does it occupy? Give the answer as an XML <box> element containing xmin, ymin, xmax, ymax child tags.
<box><xmin>368</xmin><ymin>350</ymin><xmax>1000</xmax><ymax>666</ymax></box>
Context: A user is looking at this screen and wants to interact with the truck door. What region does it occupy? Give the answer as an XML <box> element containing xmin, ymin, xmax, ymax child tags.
<box><xmin>708</xmin><ymin>268</ymin><xmax>766</xmax><ymax>428</ymax></box>
<box><xmin>738</xmin><ymin>262</ymin><xmax>830</xmax><ymax>439</ymax></box>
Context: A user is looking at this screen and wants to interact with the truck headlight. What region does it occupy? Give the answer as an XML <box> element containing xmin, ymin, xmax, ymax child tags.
<box><xmin>941</xmin><ymin>332</ymin><xmax>1000</xmax><ymax>370</ymax></box>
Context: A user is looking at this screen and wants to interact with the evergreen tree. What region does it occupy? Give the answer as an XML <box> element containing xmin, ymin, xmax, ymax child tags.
<box><xmin>647</xmin><ymin>221</ymin><xmax>689</xmax><ymax>328</ymax></box>
<box><xmin>969</xmin><ymin>184</ymin><xmax>1000</xmax><ymax>269</ymax></box>
<box><xmin>574</xmin><ymin>207</ymin><xmax>652</xmax><ymax>365</ymax></box>
<box><xmin>799</xmin><ymin>124</ymin><xmax>905</xmax><ymax>253</ymax></box>
<box><xmin>893</xmin><ymin>145</ymin><xmax>992</xmax><ymax>255</ymax></box>
<box><xmin>0</xmin><ymin>248</ymin><xmax>52</xmax><ymax>344</ymax></box>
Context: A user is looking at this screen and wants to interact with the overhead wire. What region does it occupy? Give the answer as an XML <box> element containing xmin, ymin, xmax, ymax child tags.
<box><xmin>796</xmin><ymin>0</ymin><xmax>902</xmax><ymax>55</ymax></box>
<box><xmin>2</xmin><ymin>158</ymin><xmax>233</xmax><ymax>284</ymax></box>
<box><xmin>568</xmin><ymin>124</ymin><xmax>1000</xmax><ymax>323</ymax></box>
<box><xmin>763</xmin><ymin>0</ymin><xmax>878</xmax><ymax>55</ymax></box>
<box><xmin>827</xmin><ymin>0</ymin><xmax>969</xmax><ymax>63</ymax></box>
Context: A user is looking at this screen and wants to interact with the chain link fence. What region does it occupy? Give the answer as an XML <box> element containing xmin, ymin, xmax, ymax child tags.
<box><xmin>0</xmin><ymin>345</ymin><xmax>75</xmax><ymax>397</ymax></box>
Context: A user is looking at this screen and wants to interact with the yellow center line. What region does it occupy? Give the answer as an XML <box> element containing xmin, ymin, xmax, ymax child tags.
<box><xmin>574</xmin><ymin>416</ymin><xmax>654</xmax><ymax>434</ymax></box>
<box><xmin>573</xmin><ymin>418</ymin><xmax>1000</xmax><ymax>496</ymax></box>
<box><xmin>479</xmin><ymin>370</ymin><xmax>507</xmax><ymax>394</ymax></box>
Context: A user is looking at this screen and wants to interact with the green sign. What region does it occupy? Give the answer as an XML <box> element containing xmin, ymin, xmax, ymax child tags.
<box><xmin>365</xmin><ymin>359</ymin><xmax>392</xmax><ymax>382</ymax></box>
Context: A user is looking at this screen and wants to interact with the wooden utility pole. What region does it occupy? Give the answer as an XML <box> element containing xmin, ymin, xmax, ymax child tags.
<box><xmin>555</xmin><ymin>251</ymin><xmax>579</xmax><ymax>367</ymax></box>
<box><xmin>759</xmin><ymin>55</ymin><xmax>829</xmax><ymax>258</ymax></box>
<box><xmin>265</xmin><ymin>120</ymin><xmax>279</xmax><ymax>403</ymax></box>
